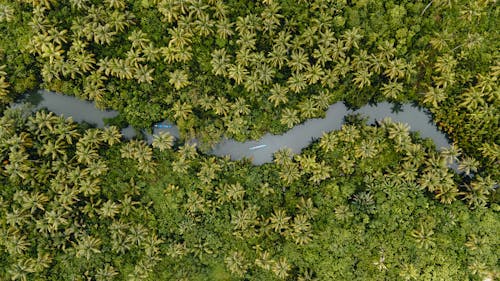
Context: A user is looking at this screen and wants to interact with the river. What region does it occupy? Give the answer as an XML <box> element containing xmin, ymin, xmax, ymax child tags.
<box><xmin>15</xmin><ymin>90</ymin><xmax>452</xmax><ymax>166</ymax></box>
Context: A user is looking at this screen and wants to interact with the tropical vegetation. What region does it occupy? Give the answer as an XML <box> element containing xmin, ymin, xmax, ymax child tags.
<box><xmin>0</xmin><ymin>0</ymin><xmax>498</xmax><ymax>280</ymax></box>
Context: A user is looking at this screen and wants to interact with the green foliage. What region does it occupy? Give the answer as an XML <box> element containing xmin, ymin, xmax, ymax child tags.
<box><xmin>0</xmin><ymin>0</ymin><xmax>499</xmax><ymax>280</ymax></box>
<box><xmin>1</xmin><ymin>109</ymin><xmax>498</xmax><ymax>280</ymax></box>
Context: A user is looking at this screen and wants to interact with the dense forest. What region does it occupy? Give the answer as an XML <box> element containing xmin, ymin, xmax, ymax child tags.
<box><xmin>0</xmin><ymin>0</ymin><xmax>498</xmax><ymax>280</ymax></box>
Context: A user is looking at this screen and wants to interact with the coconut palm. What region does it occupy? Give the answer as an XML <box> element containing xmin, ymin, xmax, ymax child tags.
<box><xmin>268</xmin><ymin>84</ymin><xmax>289</xmax><ymax>107</ymax></box>
<box><xmin>152</xmin><ymin>131</ymin><xmax>175</xmax><ymax>152</ymax></box>
<box><xmin>269</xmin><ymin>209</ymin><xmax>290</xmax><ymax>233</ymax></box>
<box><xmin>134</xmin><ymin>64</ymin><xmax>155</xmax><ymax>84</ymax></box>
<box><xmin>95</xmin><ymin>264</ymin><xmax>119</xmax><ymax>281</ymax></box>
<box><xmin>423</xmin><ymin>86</ymin><xmax>447</xmax><ymax>108</ymax></box>
<box><xmin>305</xmin><ymin>64</ymin><xmax>325</xmax><ymax>85</ymax></box>
<box><xmin>272</xmin><ymin>257</ymin><xmax>291</xmax><ymax>279</ymax></box>
<box><xmin>287</xmin><ymin>72</ymin><xmax>307</xmax><ymax>93</ymax></box>
<box><xmin>352</xmin><ymin>69</ymin><xmax>372</xmax><ymax>89</ymax></box>
<box><xmin>76</xmin><ymin>142</ymin><xmax>99</xmax><ymax>165</ymax></box>
<box><xmin>288</xmin><ymin>214</ymin><xmax>313</xmax><ymax>245</ymax></box>
<box><xmin>210</xmin><ymin>48</ymin><xmax>231</xmax><ymax>76</ymax></box>
<box><xmin>298</xmin><ymin>98</ymin><xmax>318</xmax><ymax>119</ymax></box>
<box><xmin>342</xmin><ymin>27</ymin><xmax>363</xmax><ymax>49</ymax></box>
<box><xmin>381</xmin><ymin>81</ymin><xmax>403</xmax><ymax>100</ymax></box>
<box><xmin>227</xmin><ymin>64</ymin><xmax>248</xmax><ymax>85</ymax></box>
<box><xmin>313</xmin><ymin>46</ymin><xmax>332</xmax><ymax>67</ymax></box>
<box><xmin>440</xmin><ymin>144</ymin><xmax>461</xmax><ymax>165</ymax></box>
<box><xmin>280</xmin><ymin>108</ymin><xmax>300</xmax><ymax>128</ymax></box>
<box><xmin>73</xmin><ymin>234</ymin><xmax>102</xmax><ymax>260</ymax></box>
<box><xmin>384</xmin><ymin>58</ymin><xmax>406</xmax><ymax>80</ymax></box>
<box><xmin>288</xmin><ymin>49</ymin><xmax>310</xmax><ymax>73</ymax></box>
<box><xmin>41</xmin><ymin>139</ymin><xmax>67</xmax><ymax>160</ymax></box>
<box><xmin>40</xmin><ymin>42</ymin><xmax>64</xmax><ymax>64</ymax></box>
<box><xmin>211</xmin><ymin>96</ymin><xmax>230</xmax><ymax>116</ymax></box>
<box><xmin>458</xmin><ymin>156</ymin><xmax>479</xmax><ymax>176</ymax></box>
<box><xmin>244</xmin><ymin>72</ymin><xmax>263</xmax><ymax>93</ymax></box>
<box><xmin>168</xmin><ymin>26</ymin><xmax>192</xmax><ymax>48</ymax></box>
<box><xmin>459</xmin><ymin>87</ymin><xmax>485</xmax><ymax>111</ymax></box>
<box><xmin>169</xmin><ymin>69</ymin><xmax>190</xmax><ymax>90</ymax></box>
<box><xmin>278</xmin><ymin>162</ymin><xmax>301</xmax><ymax>185</ymax></box>
<box><xmin>267</xmin><ymin>45</ymin><xmax>288</xmax><ymax>69</ymax></box>
<box><xmin>215</xmin><ymin>18</ymin><xmax>234</xmax><ymax>39</ymax></box>
<box><xmin>105</xmin><ymin>0</ymin><xmax>126</xmax><ymax>9</ymax></box>
<box><xmin>231</xmin><ymin>97</ymin><xmax>251</xmax><ymax>116</ymax></box>
<box><xmin>71</xmin><ymin>51</ymin><xmax>95</xmax><ymax>73</ymax></box>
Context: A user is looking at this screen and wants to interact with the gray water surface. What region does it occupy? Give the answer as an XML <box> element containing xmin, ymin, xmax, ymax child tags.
<box><xmin>15</xmin><ymin>90</ymin><xmax>451</xmax><ymax>165</ymax></box>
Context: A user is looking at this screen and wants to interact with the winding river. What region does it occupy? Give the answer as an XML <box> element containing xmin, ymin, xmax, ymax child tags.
<box><xmin>15</xmin><ymin>90</ymin><xmax>451</xmax><ymax>166</ymax></box>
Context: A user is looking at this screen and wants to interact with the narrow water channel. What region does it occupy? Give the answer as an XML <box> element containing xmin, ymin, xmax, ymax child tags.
<box><xmin>14</xmin><ymin>90</ymin><xmax>451</xmax><ymax>166</ymax></box>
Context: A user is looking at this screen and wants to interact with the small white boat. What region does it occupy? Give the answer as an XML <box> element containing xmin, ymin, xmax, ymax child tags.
<box><xmin>249</xmin><ymin>144</ymin><xmax>267</xmax><ymax>150</ymax></box>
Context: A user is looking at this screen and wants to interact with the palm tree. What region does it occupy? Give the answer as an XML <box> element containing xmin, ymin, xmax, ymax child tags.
<box><xmin>440</xmin><ymin>144</ymin><xmax>461</xmax><ymax>165</ymax></box>
<box><xmin>168</xmin><ymin>26</ymin><xmax>192</xmax><ymax>48</ymax></box>
<box><xmin>105</xmin><ymin>0</ymin><xmax>126</xmax><ymax>9</ymax></box>
<box><xmin>458</xmin><ymin>156</ymin><xmax>479</xmax><ymax>176</ymax></box>
<box><xmin>73</xmin><ymin>234</ymin><xmax>102</xmax><ymax>260</ymax></box>
<box><xmin>41</xmin><ymin>139</ymin><xmax>67</xmax><ymax>160</ymax></box>
<box><xmin>224</xmin><ymin>251</ymin><xmax>248</xmax><ymax>277</ymax></box>
<box><xmin>212</xmin><ymin>96</ymin><xmax>230</xmax><ymax>116</ymax></box>
<box><xmin>169</xmin><ymin>70</ymin><xmax>190</xmax><ymax>90</ymax></box>
<box><xmin>86</xmin><ymin>159</ymin><xmax>109</xmax><ymax>177</ymax></box>
<box><xmin>215</xmin><ymin>18</ymin><xmax>234</xmax><ymax>39</ymax></box>
<box><xmin>101</xmin><ymin>126</ymin><xmax>122</xmax><ymax>146</ymax></box>
<box><xmin>352</xmin><ymin>69</ymin><xmax>372</xmax><ymax>89</ymax></box>
<box><xmin>288</xmin><ymin>49</ymin><xmax>310</xmax><ymax>72</ymax></box>
<box><xmin>134</xmin><ymin>64</ymin><xmax>155</xmax><ymax>84</ymax></box>
<box><xmin>268</xmin><ymin>84</ymin><xmax>289</xmax><ymax>107</ymax></box>
<box><xmin>0</xmin><ymin>76</ymin><xmax>10</xmax><ymax>102</ymax></box>
<box><xmin>462</xmin><ymin>175</ymin><xmax>495</xmax><ymax>209</ymax></box>
<box><xmin>298</xmin><ymin>98</ymin><xmax>318</xmax><ymax>119</ymax></box>
<box><xmin>108</xmin><ymin>10</ymin><xmax>134</xmax><ymax>32</ymax></box>
<box><xmin>381</xmin><ymin>81</ymin><xmax>403</xmax><ymax>100</ymax></box>
<box><xmin>40</xmin><ymin>42</ymin><xmax>64</xmax><ymax>64</ymax></box>
<box><xmin>210</xmin><ymin>48</ymin><xmax>231</xmax><ymax>76</ymax></box>
<box><xmin>342</xmin><ymin>27</ymin><xmax>363</xmax><ymax>50</ymax></box>
<box><xmin>422</xmin><ymin>86</ymin><xmax>447</xmax><ymax>108</ymax></box>
<box><xmin>231</xmin><ymin>97</ymin><xmax>251</xmax><ymax>116</ymax></box>
<box><xmin>267</xmin><ymin>45</ymin><xmax>288</xmax><ymax>69</ymax></box>
<box><xmin>384</xmin><ymin>58</ymin><xmax>406</xmax><ymax>80</ymax></box>
<box><xmin>128</xmin><ymin>30</ymin><xmax>150</xmax><ymax>50</ymax></box>
<box><xmin>305</xmin><ymin>64</ymin><xmax>325</xmax><ymax>85</ymax></box>
<box><xmin>287</xmin><ymin>72</ymin><xmax>307</xmax><ymax>93</ymax></box>
<box><xmin>78</xmin><ymin>177</ymin><xmax>101</xmax><ymax>195</ymax></box>
<box><xmin>269</xmin><ymin>209</ymin><xmax>290</xmax><ymax>233</ymax></box>
<box><xmin>255</xmin><ymin>62</ymin><xmax>275</xmax><ymax>85</ymax></box>
<box><xmin>288</xmin><ymin>214</ymin><xmax>313</xmax><ymax>245</ymax></box>
<box><xmin>95</xmin><ymin>264</ymin><xmax>118</xmax><ymax>281</ymax></box>
<box><xmin>244</xmin><ymin>72</ymin><xmax>263</xmax><ymax>93</ymax></box>
<box><xmin>7</xmin><ymin>258</ymin><xmax>36</xmax><ymax>281</ymax></box>
<box><xmin>152</xmin><ymin>131</ymin><xmax>175</xmax><ymax>152</ymax></box>
<box><xmin>92</xmin><ymin>23</ymin><xmax>117</xmax><ymax>45</ymax></box>
<box><xmin>313</xmin><ymin>46</ymin><xmax>332</xmax><ymax>67</ymax></box>
<box><xmin>76</xmin><ymin>143</ymin><xmax>99</xmax><ymax>165</ymax></box>
<box><xmin>272</xmin><ymin>257</ymin><xmax>291</xmax><ymax>279</ymax></box>
<box><xmin>459</xmin><ymin>87</ymin><xmax>485</xmax><ymax>111</ymax></box>
<box><xmin>278</xmin><ymin>162</ymin><xmax>301</xmax><ymax>185</ymax></box>
<box><xmin>319</xmin><ymin>131</ymin><xmax>337</xmax><ymax>153</ymax></box>
<box><xmin>227</xmin><ymin>64</ymin><xmax>248</xmax><ymax>85</ymax></box>
<box><xmin>280</xmin><ymin>108</ymin><xmax>300</xmax><ymax>128</ymax></box>
<box><xmin>273</xmin><ymin>148</ymin><xmax>293</xmax><ymax>165</ymax></box>
<box><xmin>387</xmin><ymin>122</ymin><xmax>410</xmax><ymax>145</ymax></box>
<box><xmin>0</xmin><ymin>4</ymin><xmax>14</xmax><ymax>22</ymax></box>
<box><xmin>71</xmin><ymin>50</ymin><xmax>95</xmax><ymax>73</ymax></box>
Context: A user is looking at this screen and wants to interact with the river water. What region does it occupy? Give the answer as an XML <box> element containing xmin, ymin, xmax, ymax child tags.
<box><xmin>15</xmin><ymin>90</ymin><xmax>451</xmax><ymax>166</ymax></box>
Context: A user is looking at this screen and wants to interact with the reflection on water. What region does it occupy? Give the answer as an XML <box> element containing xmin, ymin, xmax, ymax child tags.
<box><xmin>15</xmin><ymin>90</ymin><xmax>452</xmax><ymax>166</ymax></box>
